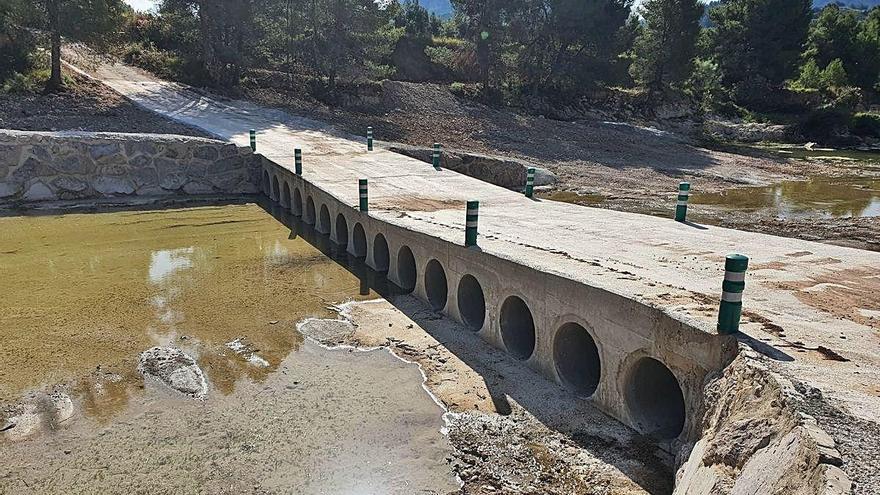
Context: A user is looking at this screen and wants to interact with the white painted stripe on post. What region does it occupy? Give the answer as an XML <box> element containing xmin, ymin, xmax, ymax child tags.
<box><xmin>724</xmin><ymin>271</ymin><xmax>746</xmax><ymax>282</ymax></box>
<box><xmin>677</xmin><ymin>201</ymin><xmax>688</xmax><ymax>206</ymax></box>
<box><xmin>466</xmin><ymin>221</ymin><xmax>478</xmax><ymax>227</ymax></box>
<box><xmin>722</xmin><ymin>291</ymin><xmax>743</xmax><ymax>303</ymax></box>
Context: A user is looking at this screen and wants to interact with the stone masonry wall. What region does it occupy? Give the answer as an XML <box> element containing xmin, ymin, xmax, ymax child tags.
<box><xmin>0</xmin><ymin>130</ymin><xmax>259</xmax><ymax>205</ymax></box>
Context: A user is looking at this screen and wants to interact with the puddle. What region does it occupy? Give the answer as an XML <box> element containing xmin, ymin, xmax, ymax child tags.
<box><xmin>0</xmin><ymin>202</ymin><xmax>459</xmax><ymax>493</ymax></box>
<box><xmin>691</xmin><ymin>175</ymin><xmax>880</xmax><ymax>219</ymax></box>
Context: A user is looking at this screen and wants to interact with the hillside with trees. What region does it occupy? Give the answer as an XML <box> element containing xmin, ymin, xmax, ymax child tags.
<box><xmin>1</xmin><ymin>0</ymin><xmax>879</xmax><ymax>143</ymax></box>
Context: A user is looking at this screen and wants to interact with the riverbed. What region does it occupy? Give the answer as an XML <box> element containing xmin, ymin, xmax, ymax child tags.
<box><xmin>0</xmin><ymin>203</ymin><xmax>459</xmax><ymax>493</ymax></box>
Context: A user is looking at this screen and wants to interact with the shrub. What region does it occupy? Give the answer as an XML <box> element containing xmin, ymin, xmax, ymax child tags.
<box><xmin>799</xmin><ymin>107</ymin><xmax>853</xmax><ymax>141</ymax></box>
<box><xmin>851</xmin><ymin>112</ymin><xmax>880</xmax><ymax>137</ymax></box>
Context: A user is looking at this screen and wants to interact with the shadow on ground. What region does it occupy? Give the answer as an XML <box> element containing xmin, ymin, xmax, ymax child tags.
<box><xmin>257</xmin><ymin>199</ymin><xmax>677</xmax><ymax>495</ymax></box>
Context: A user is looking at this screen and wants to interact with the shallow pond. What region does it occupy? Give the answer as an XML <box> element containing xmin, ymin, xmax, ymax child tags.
<box><xmin>0</xmin><ymin>202</ymin><xmax>458</xmax><ymax>493</ymax></box>
<box><xmin>691</xmin><ymin>175</ymin><xmax>880</xmax><ymax>219</ymax></box>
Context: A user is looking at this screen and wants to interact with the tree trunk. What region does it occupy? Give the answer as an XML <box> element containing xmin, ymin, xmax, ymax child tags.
<box><xmin>45</xmin><ymin>0</ymin><xmax>64</xmax><ymax>92</ymax></box>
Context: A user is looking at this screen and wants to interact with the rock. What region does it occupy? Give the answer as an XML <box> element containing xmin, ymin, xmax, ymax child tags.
<box><xmin>89</xmin><ymin>143</ymin><xmax>122</xmax><ymax>161</ymax></box>
<box><xmin>51</xmin><ymin>154</ymin><xmax>90</xmax><ymax>174</ymax></box>
<box><xmin>183</xmin><ymin>181</ymin><xmax>215</xmax><ymax>195</ymax></box>
<box><xmin>0</xmin><ymin>182</ymin><xmax>21</xmax><ymax>199</ymax></box>
<box><xmin>52</xmin><ymin>176</ymin><xmax>89</xmax><ymax>193</ymax></box>
<box><xmin>138</xmin><ymin>347</ymin><xmax>207</xmax><ymax>399</ymax></box>
<box><xmin>93</xmin><ymin>177</ymin><xmax>135</xmax><ymax>196</ymax></box>
<box><xmin>820</xmin><ymin>465</ymin><xmax>852</xmax><ymax>495</ymax></box>
<box><xmin>10</xmin><ymin>157</ymin><xmax>49</xmax><ymax>183</ymax></box>
<box><xmin>130</xmin><ymin>166</ymin><xmax>159</xmax><ymax>188</ymax></box>
<box><xmin>125</xmin><ymin>141</ymin><xmax>158</xmax><ymax>156</ymax></box>
<box><xmin>194</xmin><ymin>146</ymin><xmax>219</xmax><ymax>161</ymax></box>
<box><xmin>23</xmin><ymin>182</ymin><xmax>56</xmax><ymax>201</ymax></box>
<box><xmin>160</xmin><ymin>173</ymin><xmax>189</xmax><ymax>191</ymax></box>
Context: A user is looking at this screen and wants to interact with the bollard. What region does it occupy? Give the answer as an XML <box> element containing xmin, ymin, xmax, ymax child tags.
<box><xmin>718</xmin><ymin>254</ymin><xmax>749</xmax><ymax>334</ymax></box>
<box><xmin>249</xmin><ymin>129</ymin><xmax>256</xmax><ymax>151</ymax></box>
<box><xmin>367</xmin><ymin>127</ymin><xmax>374</xmax><ymax>152</ymax></box>
<box><xmin>465</xmin><ymin>200</ymin><xmax>479</xmax><ymax>247</ymax></box>
<box><xmin>359</xmin><ymin>179</ymin><xmax>369</xmax><ymax>212</ymax></box>
<box><xmin>675</xmin><ymin>182</ymin><xmax>690</xmax><ymax>222</ymax></box>
<box><xmin>525</xmin><ymin>167</ymin><xmax>536</xmax><ymax>198</ymax></box>
<box><xmin>294</xmin><ymin>148</ymin><xmax>303</xmax><ymax>176</ymax></box>
<box><xmin>432</xmin><ymin>143</ymin><xmax>441</xmax><ymax>168</ymax></box>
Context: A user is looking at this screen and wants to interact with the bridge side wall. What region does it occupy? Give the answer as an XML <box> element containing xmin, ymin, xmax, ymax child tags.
<box><xmin>261</xmin><ymin>157</ymin><xmax>738</xmax><ymax>444</ymax></box>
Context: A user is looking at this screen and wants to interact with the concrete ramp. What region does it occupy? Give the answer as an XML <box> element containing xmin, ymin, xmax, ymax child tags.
<box><xmin>81</xmin><ymin>61</ymin><xmax>880</xmax><ymax>446</ymax></box>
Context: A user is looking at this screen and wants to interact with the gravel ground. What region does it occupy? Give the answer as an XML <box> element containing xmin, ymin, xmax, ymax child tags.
<box><xmin>790</xmin><ymin>378</ymin><xmax>880</xmax><ymax>495</ymax></box>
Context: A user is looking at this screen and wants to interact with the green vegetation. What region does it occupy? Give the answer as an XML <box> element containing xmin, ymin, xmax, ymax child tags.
<box><xmin>1</xmin><ymin>0</ymin><xmax>879</xmax><ymax>142</ymax></box>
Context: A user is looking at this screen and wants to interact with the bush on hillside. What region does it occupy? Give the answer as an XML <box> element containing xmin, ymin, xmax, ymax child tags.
<box><xmin>851</xmin><ymin>112</ymin><xmax>880</xmax><ymax>137</ymax></box>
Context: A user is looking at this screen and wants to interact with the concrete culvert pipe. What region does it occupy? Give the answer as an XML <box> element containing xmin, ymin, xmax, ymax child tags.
<box><xmin>625</xmin><ymin>357</ymin><xmax>686</xmax><ymax>440</ymax></box>
<box><xmin>305</xmin><ymin>197</ymin><xmax>316</xmax><ymax>225</ymax></box>
<box><xmin>282</xmin><ymin>182</ymin><xmax>291</xmax><ymax>209</ymax></box>
<box><xmin>373</xmin><ymin>234</ymin><xmax>389</xmax><ymax>272</ymax></box>
<box><xmin>457</xmin><ymin>274</ymin><xmax>486</xmax><ymax>331</ymax></box>
<box><xmin>397</xmin><ymin>246</ymin><xmax>417</xmax><ymax>293</ymax></box>
<box><xmin>319</xmin><ymin>204</ymin><xmax>331</xmax><ymax>234</ymax></box>
<box><xmin>500</xmin><ymin>296</ymin><xmax>536</xmax><ymax>360</ymax></box>
<box><xmin>262</xmin><ymin>171</ymin><xmax>270</xmax><ymax>195</ymax></box>
<box><xmin>335</xmin><ymin>214</ymin><xmax>349</xmax><ymax>248</ymax></box>
<box><xmin>425</xmin><ymin>259</ymin><xmax>448</xmax><ymax>311</ymax></box>
<box><xmin>554</xmin><ymin>323</ymin><xmax>601</xmax><ymax>397</ymax></box>
<box><xmin>292</xmin><ymin>188</ymin><xmax>303</xmax><ymax>216</ymax></box>
<box><xmin>271</xmin><ymin>176</ymin><xmax>280</xmax><ymax>202</ymax></box>
<box><xmin>352</xmin><ymin>223</ymin><xmax>367</xmax><ymax>258</ymax></box>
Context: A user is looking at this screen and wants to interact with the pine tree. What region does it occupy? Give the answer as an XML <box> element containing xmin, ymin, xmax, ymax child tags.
<box><xmin>630</xmin><ymin>0</ymin><xmax>703</xmax><ymax>92</ymax></box>
<box><xmin>709</xmin><ymin>0</ymin><xmax>812</xmax><ymax>105</ymax></box>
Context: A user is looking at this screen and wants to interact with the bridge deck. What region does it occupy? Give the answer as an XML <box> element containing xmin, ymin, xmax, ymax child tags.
<box><xmin>85</xmin><ymin>61</ymin><xmax>880</xmax><ymax>421</ymax></box>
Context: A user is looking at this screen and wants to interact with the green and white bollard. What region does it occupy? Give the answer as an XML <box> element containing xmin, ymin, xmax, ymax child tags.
<box><xmin>675</xmin><ymin>182</ymin><xmax>690</xmax><ymax>222</ymax></box>
<box><xmin>432</xmin><ymin>143</ymin><xmax>441</xmax><ymax>168</ymax></box>
<box><xmin>367</xmin><ymin>127</ymin><xmax>374</xmax><ymax>152</ymax></box>
<box><xmin>718</xmin><ymin>254</ymin><xmax>749</xmax><ymax>334</ymax></box>
<box><xmin>249</xmin><ymin>130</ymin><xmax>256</xmax><ymax>151</ymax></box>
<box><xmin>294</xmin><ymin>148</ymin><xmax>303</xmax><ymax>176</ymax></box>
<box><xmin>359</xmin><ymin>179</ymin><xmax>369</xmax><ymax>212</ymax></box>
<box><xmin>465</xmin><ymin>200</ymin><xmax>479</xmax><ymax>247</ymax></box>
<box><xmin>525</xmin><ymin>167</ymin><xmax>536</xmax><ymax>198</ymax></box>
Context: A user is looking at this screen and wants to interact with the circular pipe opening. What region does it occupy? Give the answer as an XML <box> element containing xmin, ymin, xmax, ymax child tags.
<box><xmin>625</xmin><ymin>357</ymin><xmax>686</xmax><ymax>440</ymax></box>
<box><xmin>282</xmin><ymin>182</ymin><xmax>291</xmax><ymax>209</ymax></box>
<box><xmin>457</xmin><ymin>274</ymin><xmax>485</xmax><ymax>331</ymax></box>
<box><xmin>499</xmin><ymin>296</ymin><xmax>536</xmax><ymax>360</ymax></box>
<box><xmin>425</xmin><ymin>259</ymin><xmax>448</xmax><ymax>311</ymax></box>
<box><xmin>373</xmin><ymin>233</ymin><xmax>389</xmax><ymax>272</ymax></box>
<box><xmin>352</xmin><ymin>223</ymin><xmax>367</xmax><ymax>258</ymax></box>
<box><xmin>554</xmin><ymin>323</ymin><xmax>601</xmax><ymax>397</ymax></box>
<box><xmin>397</xmin><ymin>246</ymin><xmax>417</xmax><ymax>293</ymax></box>
<box><xmin>335</xmin><ymin>214</ymin><xmax>349</xmax><ymax>248</ymax></box>
<box><xmin>319</xmin><ymin>204</ymin><xmax>331</xmax><ymax>235</ymax></box>
<box><xmin>262</xmin><ymin>171</ymin><xmax>270</xmax><ymax>195</ymax></box>
<box><xmin>271</xmin><ymin>176</ymin><xmax>280</xmax><ymax>202</ymax></box>
<box><xmin>292</xmin><ymin>188</ymin><xmax>303</xmax><ymax>216</ymax></box>
<box><xmin>305</xmin><ymin>197</ymin><xmax>316</xmax><ymax>225</ymax></box>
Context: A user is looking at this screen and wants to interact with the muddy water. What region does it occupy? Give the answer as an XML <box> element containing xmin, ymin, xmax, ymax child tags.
<box><xmin>0</xmin><ymin>203</ymin><xmax>458</xmax><ymax>493</ymax></box>
<box><xmin>691</xmin><ymin>175</ymin><xmax>880</xmax><ymax>219</ymax></box>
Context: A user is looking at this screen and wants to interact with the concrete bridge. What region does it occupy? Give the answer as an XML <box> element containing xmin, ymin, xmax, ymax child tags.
<box><xmin>81</xmin><ymin>61</ymin><xmax>880</xmax><ymax>446</ymax></box>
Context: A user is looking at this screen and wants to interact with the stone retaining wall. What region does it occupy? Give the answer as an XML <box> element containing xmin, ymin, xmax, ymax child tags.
<box><xmin>0</xmin><ymin>130</ymin><xmax>259</xmax><ymax>205</ymax></box>
<box><xmin>388</xmin><ymin>143</ymin><xmax>556</xmax><ymax>190</ymax></box>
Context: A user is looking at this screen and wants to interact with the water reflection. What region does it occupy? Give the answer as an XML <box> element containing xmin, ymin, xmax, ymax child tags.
<box><xmin>691</xmin><ymin>176</ymin><xmax>880</xmax><ymax>219</ymax></box>
<box><xmin>0</xmin><ymin>203</ymin><xmax>376</xmax><ymax>415</ymax></box>
<box><xmin>148</xmin><ymin>247</ymin><xmax>195</xmax><ymax>283</ymax></box>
